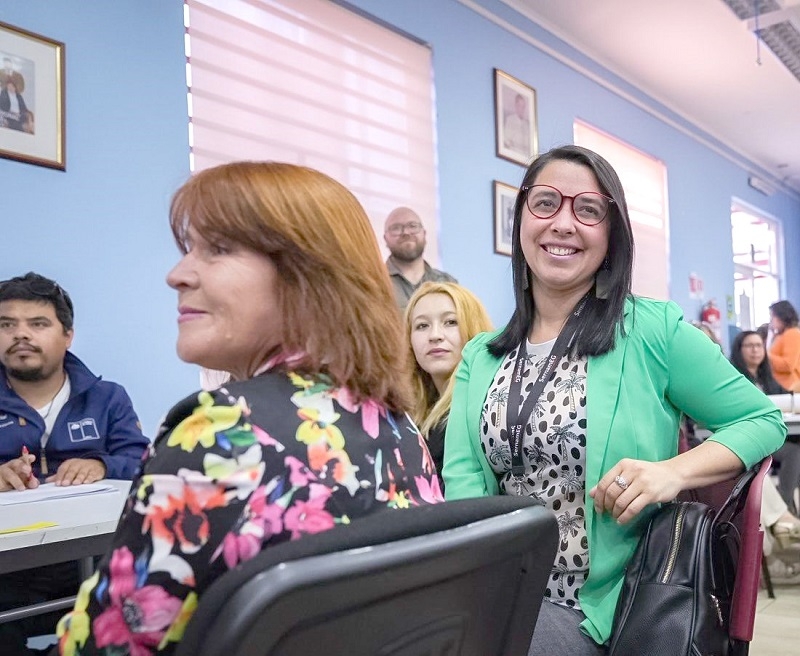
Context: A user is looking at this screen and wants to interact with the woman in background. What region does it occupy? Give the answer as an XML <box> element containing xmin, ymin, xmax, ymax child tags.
<box><xmin>443</xmin><ymin>145</ymin><xmax>785</xmax><ymax>654</ymax></box>
<box><xmin>406</xmin><ymin>282</ymin><xmax>492</xmax><ymax>487</ymax></box>
<box><xmin>768</xmin><ymin>300</ymin><xmax>800</xmax><ymax>392</ymax></box>
<box><xmin>56</xmin><ymin>162</ymin><xmax>443</xmax><ymax>655</ymax></box>
<box><xmin>731</xmin><ymin>330</ymin><xmax>787</xmax><ymax>395</ymax></box>
<box><xmin>731</xmin><ymin>329</ymin><xmax>800</xmax><ymax>525</ymax></box>
<box><xmin>683</xmin><ymin>326</ymin><xmax>800</xmax><ymax>576</ymax></box>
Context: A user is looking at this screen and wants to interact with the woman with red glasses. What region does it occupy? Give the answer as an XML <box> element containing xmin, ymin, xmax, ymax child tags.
<box><xmin>443</xmin><ymin>145</ymin><xmax>785</xmax><ymax>654</ymax></box>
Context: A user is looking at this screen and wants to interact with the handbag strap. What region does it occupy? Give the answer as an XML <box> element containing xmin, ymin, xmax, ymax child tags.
<box><xmin>713</xmin><ymin>464</ymin><xmax>759</xmax><ymax>524</ymax></box>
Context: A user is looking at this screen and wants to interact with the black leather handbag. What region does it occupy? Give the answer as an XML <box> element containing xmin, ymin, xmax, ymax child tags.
<box><xmin>608</xmin><ymin>468</ymin><xmax>757</xmax><ymax>656</ymax></box>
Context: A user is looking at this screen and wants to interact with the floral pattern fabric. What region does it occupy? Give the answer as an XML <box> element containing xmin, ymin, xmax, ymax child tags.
<box><xmin>57</xmin><ymin>371</ymin><xmax>443</xmax><ymax>656</ymax></box>
<box><xmin>480</xmin><ymin>339</ymin><xmax>589</xmax><ymax>609</ymax></box>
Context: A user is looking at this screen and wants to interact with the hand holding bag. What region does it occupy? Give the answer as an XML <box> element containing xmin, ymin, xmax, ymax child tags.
<box><xmin>608</xmin><ymin>466</ymin><xmax>759</xmax><ymax>656</ymax></box>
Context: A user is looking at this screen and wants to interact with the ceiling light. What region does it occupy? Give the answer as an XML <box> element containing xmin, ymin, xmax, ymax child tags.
<box><xmin>722</xmin><ymin>0</ymin><xmax>800</xmax><ymax>83</ymax></box>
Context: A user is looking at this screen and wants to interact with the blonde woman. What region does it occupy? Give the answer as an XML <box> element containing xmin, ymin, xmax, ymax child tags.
<box><xmin>405</xmin><ymin>282</ymin><xmax>493</xmax><ymax>486</ymax></box>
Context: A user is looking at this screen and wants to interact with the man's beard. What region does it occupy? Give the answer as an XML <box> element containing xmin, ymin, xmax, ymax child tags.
<box><xmin>6</xmin><ymin>365</ymin><xmax>46</xmax><ymax>382</ymax></box>
<box><xmin>390</xmin><ymin>239</ymin><xmax>425</xmax><ymax>262</ymax></box>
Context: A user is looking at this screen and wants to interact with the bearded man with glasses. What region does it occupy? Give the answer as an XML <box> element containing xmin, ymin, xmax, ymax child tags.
<box><xmin>383</xmin><ymin>207</ymin><xmax>457</xmax><ymax>310</ymax></box>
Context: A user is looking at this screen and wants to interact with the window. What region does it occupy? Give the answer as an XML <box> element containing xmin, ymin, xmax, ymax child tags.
<box><xmin>731</xmin><ymin>202</ymin><xmax>783</xmax><ymax>330</ymax></box>
<box><xmin>574</xmin><ymin>121</ymin><xmax>669</xmax><ymax>300</ymax></box>
<box><xmin>184</xmin><ymin>0</ymin><xmax>439</xmax><ymax>261</ymax></box>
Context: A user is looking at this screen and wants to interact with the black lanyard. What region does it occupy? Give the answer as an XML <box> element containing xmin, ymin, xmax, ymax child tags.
<box><xmin>506</xmin><ymin>295</ymin><xmax>589</xmax><ymax>478</ymax></box>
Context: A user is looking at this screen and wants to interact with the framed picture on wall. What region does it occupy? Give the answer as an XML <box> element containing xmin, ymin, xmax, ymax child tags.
<box><xmin>0</xmin><ymin>21</ymin><xmax>65</xmax><ymax>170</ymax></box>
<box><xmin>494</xmin><ymin>68</ymin><xmax>537</xmax><ymax>166</ymax></box>
<box><xmin>493</xmin><ymin>180</ymin><xmax>518</xmax><ymax>256</ymax></box>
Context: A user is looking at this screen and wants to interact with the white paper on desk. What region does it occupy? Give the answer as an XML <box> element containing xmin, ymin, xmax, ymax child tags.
<box><xmin>0</xmin><ymin>482</ymin><xmax>118</xmax><ymax>506</ymax></box>
<box><xmin>768</xmin><ymin>393</ymin><xmax>794</xmax><ymax>413</ymax></box>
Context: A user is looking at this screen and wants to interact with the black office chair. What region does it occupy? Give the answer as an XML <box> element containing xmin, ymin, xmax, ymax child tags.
<box><xmin>176</xmin><ymin>496</ymin><xmax>558</xmax><ymax>656</ymax></box>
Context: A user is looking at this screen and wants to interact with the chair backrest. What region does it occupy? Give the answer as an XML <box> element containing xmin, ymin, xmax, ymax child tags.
<box><xmin>176</xmin><ymin>496</ymin><xmax>559</xmax><ymax>656</ymax></box>
<box><xmin>678</xmin><ymin>456</ymin><xmax>771</xmax><ymax>653</ymax></box>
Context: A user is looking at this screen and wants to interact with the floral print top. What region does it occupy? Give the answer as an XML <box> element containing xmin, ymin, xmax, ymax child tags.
<box><xmin>479</xmin><ymin>339</ymin><xmax>589</xmax><ymax>610</ymax></box>
<box><xmin>56</xmin><ymin>371</ymin><xmax>443</xmax><ymax>656</ymax></box>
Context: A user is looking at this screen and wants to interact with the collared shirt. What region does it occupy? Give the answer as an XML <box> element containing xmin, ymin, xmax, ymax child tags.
<box><xmin>386</xmin><ymin>258</ymin><xmax>457</xmax><ymax>310</ymax></box>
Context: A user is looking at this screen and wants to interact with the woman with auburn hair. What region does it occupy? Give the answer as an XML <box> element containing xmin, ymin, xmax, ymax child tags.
<box><xmin>56</xmin><ymin>162</ymin><xmax>443</xmax><ymax>656</ymax></box>
<box><xmin>405</xmin><ymin>282</ymin><xmax>493</xmax><ymax>485</ymax></box>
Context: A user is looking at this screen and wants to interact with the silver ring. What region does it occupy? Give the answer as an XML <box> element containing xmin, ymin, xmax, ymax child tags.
<box><xmin>614</xmin><ymin>475</ymin><xmax>629</xmax><ymax>491</ymax></box>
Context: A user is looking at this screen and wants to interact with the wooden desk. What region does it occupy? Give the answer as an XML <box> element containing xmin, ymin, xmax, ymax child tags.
<box><xmin>0</xmin><ymin>480</ymin><xmax>130</xmax><ymax>624</ymax></box>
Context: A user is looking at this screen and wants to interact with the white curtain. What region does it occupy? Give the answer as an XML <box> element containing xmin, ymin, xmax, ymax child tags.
<box><xmin>185</xmin><ymin>0</ymin><xmax>440</xmax><ymax>261</ymax></box>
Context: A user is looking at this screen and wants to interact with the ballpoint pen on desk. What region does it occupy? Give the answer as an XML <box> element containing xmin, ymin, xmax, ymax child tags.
<box><xmin>21</xmin><ymin>445</ymin><xmax>34</xmax><ymax>482</ymax></box>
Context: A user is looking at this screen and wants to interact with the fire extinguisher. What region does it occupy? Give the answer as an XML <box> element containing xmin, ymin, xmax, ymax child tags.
<box><xmin>701</xmin><ymin>299</ymin><xmax>722</xmax><ymax>342</ymax></box>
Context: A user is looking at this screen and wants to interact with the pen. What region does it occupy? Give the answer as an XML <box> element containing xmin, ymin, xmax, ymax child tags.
<box><xmin>21</xmin><ymin>445</ymin><xmax>34</xmax><ymax>482</ymax></box>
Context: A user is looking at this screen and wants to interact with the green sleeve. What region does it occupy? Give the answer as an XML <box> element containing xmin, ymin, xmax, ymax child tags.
<box><xmin>664</xmin><ymin>303</ymin><xmax>786</xmax><ymax>465</ymax></box>
<box><xmin>443</xmin><ymin>334</ymin><xmax>495</xmax><ymax>500</ymax></box>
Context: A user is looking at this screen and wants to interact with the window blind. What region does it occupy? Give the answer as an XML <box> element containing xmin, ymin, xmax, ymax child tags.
<box><xmin>185</xmin><ymin>0</ymin><xmax>439</xmax><ymax>260</ymax></box>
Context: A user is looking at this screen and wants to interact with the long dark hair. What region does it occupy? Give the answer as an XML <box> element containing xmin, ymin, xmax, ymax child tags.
<box><xmin>729</xmin><ymin>330</ymin><xmax>787</xmax><ymax>394</ymax></box>
<box><xmin>489</xmin><ymin>145</ymin><xmax>634</xmax><ymax>358</ymax></box>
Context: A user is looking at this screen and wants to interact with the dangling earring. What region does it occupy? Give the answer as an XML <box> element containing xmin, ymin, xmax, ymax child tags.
<box><xmin>595</xmin><ymin>257</ymin><xmax>611</xmax><ymax>300</ymax></box>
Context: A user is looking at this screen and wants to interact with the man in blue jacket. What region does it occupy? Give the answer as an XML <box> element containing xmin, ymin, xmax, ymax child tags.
<box><xmin>0</xmin><ymin>272</ymin><xmax>148</xmax><ymax>654</ymax></box>
<box><xmin>0</xmin><ymin>272</ymin><xmax>148</xmax><ymax>490</ymax></box>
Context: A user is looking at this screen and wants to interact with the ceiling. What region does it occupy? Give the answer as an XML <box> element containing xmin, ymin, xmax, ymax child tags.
<box><xmin>503</xmin><ymin>0</ymin><xmax>800</xmax><ymax>197</ymax></box>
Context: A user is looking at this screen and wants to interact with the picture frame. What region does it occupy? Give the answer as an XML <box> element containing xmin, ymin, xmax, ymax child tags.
<box><xmin>0</xmin><ymin>21</ymin><xmax>65</xmax><ymax>170</ymax></box>
<box><xmin>493</xmin><ymin>180</ymin><xmax>518</xmax><ymax>257</ymax></box>
<box><xmin>494</xmin><ymin>68</ymin><xmax>537</xmax><ymax>166</ymax></box>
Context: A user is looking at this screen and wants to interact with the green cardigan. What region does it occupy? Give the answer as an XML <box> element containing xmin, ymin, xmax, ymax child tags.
<box><xmin>443</xmin><ymin>297</ymin><xmax>786</xmax><ymax>644</ymax></box>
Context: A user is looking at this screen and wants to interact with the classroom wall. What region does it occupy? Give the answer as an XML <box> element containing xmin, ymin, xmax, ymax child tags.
<box><xmin>1</xmin><ymin>0</ymin><xmax>798</xmax><ymax>431</ymax></box>
<box><xmin>0</xmin><ymin>1</ymin><xmax>194</xmax><ymax>434</ymax></box>
<box><xmin>348</xmin><ymin>0</ymin><xmax>800</xmax><ymax>341</ymax></box>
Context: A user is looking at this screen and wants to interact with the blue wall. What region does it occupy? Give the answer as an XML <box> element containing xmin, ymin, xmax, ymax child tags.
<box><xmin>1</xmin><ymin>0</ymin><xmax>798</xmax><ymax>431</ymax></box>
<box><xmin>349</xmin><ymin>0</ymin><xmax>800</xmax><ymax>337</ymax></box>
<box><xmin>0</xmin><ymin>1</ymin><xmax>194</xmax><ymax>434</ymax></box>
